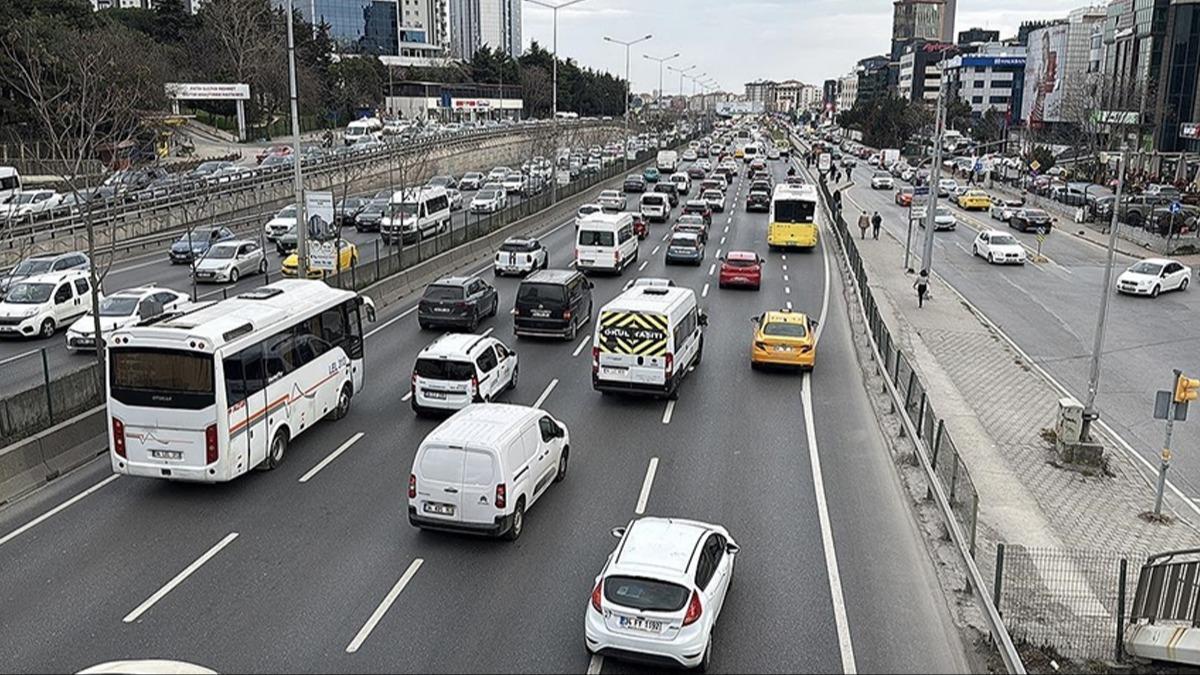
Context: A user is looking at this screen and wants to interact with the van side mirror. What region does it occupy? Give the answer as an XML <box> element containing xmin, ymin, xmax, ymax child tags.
<box><xmin>360</xmin><ymin>296</ymin><xmax>377</xmax><ymax>322</ymax></box>
<box><xmin>698</xmin><ymin>313</ymin><xmax>709</xmax><ymax>327</ymax></box>
<box><xmin>610</xmin><ymin>526</ymin><xmax>626</xmax><ymax>539</ymax></box>
<box><xmin>726</xmin><ymin>542</ymin><xmax>740</xmax><ymax>555</ymax></box>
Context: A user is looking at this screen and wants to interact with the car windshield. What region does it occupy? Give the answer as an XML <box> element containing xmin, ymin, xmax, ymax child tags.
<box><xmin>604</xmin><ymin>576</ymin><xmax>690</xmax><ymax>612</ymax></box>
<box><xmin>1023</xmin><ymin>210</ymin><xmax>1048</xmax><ymax>218</ymax></box>
<box><xmin>579</xmin><ymin>230</ymin><xmax>615</xmax><ymax>247</ymax></box>
<box><xmin>414</xmin><ymin>358</ymin><xmax>475</xmax><ymax>381</ymax></box>
<box><xmin>936</xmin><ymin>207</ymin><xmax>951</xmax><ymax>217</ymax></box>
<box><xmin>98</xmin><ymin>296</ymin><xmax>140</xmax><ymax>317</ymax></box>
<box><xmin>500</xmin><ymin>240</ymin><xmax>536</xmax><ymax>253</ymax></box>
<box><xmin>277</xmin><ymin>206</ymin><xmax>296</xmax><ymax>218</ymax></box>
<box><xmin>205</xmin><ymin>245</ymin><xmax>238</xmax><ymax>260</ymax></box>
<box><xmin>600</xmin><ymin>191</ymin><xmax>619</xmax><ymax>199</ymax></box>
<box><xmin>1130</xmin><ymin>261</ymin><xmax>1164</xmax><ymax>275</ymax></box>
<box><xmin>990</xmin><ymin>235</ymin><xmax>1018</xmax><ymax>246</ymax></box>
<box><xmin>4</xmin><ymin>282</ymin><xmax>53</xmax><ymax>304</ymax></box>
<box><xmin>423</xmin><ymin>284</ymin><xmax>463</xmax><ymax>301</ymax></box>
<box><xmin>763</xmin><ymin>321</ymin><xmax>807</xmax><ymax>338</ymax></box>
<box><xmin>13</xmin><ymin>259</ymin><xmax>53</xmax><ymax>276</ymax></box>
<box><xmin>579</xmin><ymin>206</ymin><xmax>601</xmax><ymax>215</ymax></box>
<box><xmin>10</xmin><ymin>193</ymin><xmax>40</xmax><ymax>205</ymax></box>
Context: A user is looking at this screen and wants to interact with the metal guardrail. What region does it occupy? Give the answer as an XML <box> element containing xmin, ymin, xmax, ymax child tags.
<box><xmin>790</xmin><ymin>130</ymin><xmax>1026</xmax><ymax>674</ymax></box>
<box><xmin>1130</xmin><ymin>547</ymin><xmax>1200</xmax><ymax>626</ymax></box>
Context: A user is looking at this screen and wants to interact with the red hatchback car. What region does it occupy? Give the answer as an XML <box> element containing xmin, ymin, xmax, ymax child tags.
<box><xmin>718</xmin><ymin>251</ymin><xmax>763</xmax><ymax>290</ymax></box>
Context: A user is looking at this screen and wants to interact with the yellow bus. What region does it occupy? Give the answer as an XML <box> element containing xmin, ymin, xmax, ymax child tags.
<box><xmin>767</xmin><ymin>184</ymin><xmax>819</xmax><ymax>249</ymax></box>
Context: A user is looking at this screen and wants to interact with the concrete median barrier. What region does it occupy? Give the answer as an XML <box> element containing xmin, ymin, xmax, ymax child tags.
<box><xmin>0</xmin><ymin>406</ymin><xmax>105</xmax><ymax>506</ymax></box>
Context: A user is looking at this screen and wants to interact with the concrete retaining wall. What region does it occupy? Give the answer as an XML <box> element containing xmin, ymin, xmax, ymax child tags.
<box><xmin>0</xmin><ymin>363</ymin><xmax>102</xmax><ymax>449</ymax></box>
<box><xmin>0</xmin><ymin>406</ymin><xmax>105</xmax><ymax>506</ymax></box>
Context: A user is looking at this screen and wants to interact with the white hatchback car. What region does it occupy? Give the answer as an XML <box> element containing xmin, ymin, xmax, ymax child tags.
<box><xmin>410</xmin><ymin>333</ymin><xmax>518</xmax><ymax>415</ymax></box>
<box><xmin>586</xmin><ymin>517</ymin><xmax>739</xmax><ymax>671</ymax></box>
<box><xmin>66</xmin><ymin>286</ymin><xmax>188</xmax><ymax>352</ymax></box>
<box><xmin>870</xmin><ymin>172</ymin><xmax>894</xmax><ymax>190</ymax></box>
<box><xmin>1116</xmin><ymin>258</ymin><xmax>1192</xmax><ymax>297</ymax></box>
<box><xmin>972</xmin><ymin>230</ymin><xmax>1027</xmax><ymax>265</ymax></box>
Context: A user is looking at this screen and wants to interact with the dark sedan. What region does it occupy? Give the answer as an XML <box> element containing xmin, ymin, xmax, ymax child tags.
<box><xmin>623</xmin><ymin>175</ymin><xmax>647</xmax><ymax>193</ymax></box>
<box><xmin>354</xmin><ymin>198</ymin><xmax>389</xmax><ymax>233</ymax></box>
<box><xmin>417</xmin><ymin>276</ymin><xmax>499</xmax><ymax>331</ymax></box>
<box><xmin>1010</xmin><ymin>208</ymin><xmax>1054</xmax><ymax>234</ymax></box>
<box><xmin>335</xmin><ymin>197</ymin><xmax>368</xmax><ymax>227</ymax></box>
<box><xmin>746</xmin><ymin>189</ymin><xmax>771</xmax><ymax>212</ymax></box>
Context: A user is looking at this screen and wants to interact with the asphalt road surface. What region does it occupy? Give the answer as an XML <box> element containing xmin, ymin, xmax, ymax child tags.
<box><xmin>0</xmin><ymin>156</ymin><xmax>969</xmax><ymax>673</ymax></box>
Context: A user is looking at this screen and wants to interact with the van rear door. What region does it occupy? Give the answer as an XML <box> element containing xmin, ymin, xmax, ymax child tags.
<box><xmin>457</xmin><ymin>446</ymin><xmax>500</xmax><ymax>525</ymax></box>
<box><xmin>597</xmin><ymin>310</ymin><xmax>668</xmax><ymax>387</ymax></box>
<box><xmin>414</xmin><ymin>444</ymin><xmax>466</xmax><ymax>523</ymax></box>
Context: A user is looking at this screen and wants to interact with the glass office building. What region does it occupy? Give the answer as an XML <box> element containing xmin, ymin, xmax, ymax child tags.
<box><xmin>1158</xmin><ymin>0</ymin><xmax>1200</xmax><ymax>152</ymax></box>
<box><xmin>288</xmin><ymin>0</ymin><xmax>400</xmax><ymax>55</ymax></box>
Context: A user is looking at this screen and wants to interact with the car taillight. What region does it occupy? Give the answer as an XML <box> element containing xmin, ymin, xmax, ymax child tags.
<box><xmin>205</xmin><ymin>423</ymin><xmax>218</xmax><ymax>464</ymax></box>
<box><xmin>411</xmin><ymin>372</ymin><xmax>417</xmax><ymax>388</ymax></box>
<box><xmin>591</xmin><ymin>582</ymin><xmax>603</xmax><ymax>613</ymax></box>
<box><xmin>408</xmin><ymin>473</ymin><xmax>416</xmax><ymax>499</ymax></box>
<box><xmin>682</xmin><ymin>590</ymin><xmax>703</xmax><ymax>626</ymax></box>
<box><xmin>495</xmin><ymin>483</ymin><xmax>507</xmax><ymax>508</ymax></box>
<box><xmin>665</xmin><ymin>353</ymin><xmax>674</xmax><ymax>373</ymax></box>
<box><xmin>592</xmin><ymin>346</ymin><xmax>600</xmax><ymax>374</ymax></box>
<box><xmin>112</xmin><ymin>417</ymin><xmax>126</xmax><ymax>458</ymax></box>
<box><xmin>471</xmin><ymin>375</ymin><xmax>479</xmax><ymax>392</ymax></box>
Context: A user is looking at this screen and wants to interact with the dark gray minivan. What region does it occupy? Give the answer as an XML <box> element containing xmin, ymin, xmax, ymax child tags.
<box><xmin>513</xmin><ymin>269</ymin><xmax>593</xmax><ymax>340</ymax></box>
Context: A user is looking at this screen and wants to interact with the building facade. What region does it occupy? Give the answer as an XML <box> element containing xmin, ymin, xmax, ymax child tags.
<box><xmin>941</xmin><ymin>0</ymin><xmax>957</xmax><ymax>42</ymax></box>
<box><xmin>854</xmin><ymin>55</ymin><xmax>892</xmax><ymax>108</ymax></box>
<box><xmin>286</xmin><ymin>0</ymin><xmax>450</xmax><ymax>65</ymax></box>
<box><xmin>1102</xmin><ymin>0</ymin><xmax>1170</xmax><ymax>144</ymax></box>
<box><xmin>1021</xmin><ymin>5</ymin><xmax>1106</xmax><ymax>127</ymax></box>
<box><xmin>744</xmin><ymin>80</ymin><xmax>778</xmax><ymax>107</ymax></box>
<box><xmin>945</xmin><ymin>43</ymin><xmax>1026</xmax><ymax>118</ymax></box>
<box><xmin>837</xmin><ymin>72</ymin><xmax>859</xmax><ymax>113</ymax></box>
<box><xmin>1156</xmin><ymin>0</ymin><xmax>1200</xmax><ymax>152</ymax></box>
<box><xmin>892</xmin><ymin>0</ymin><xmax>946</xmax><ymax>59</ymax></box>
<box><xmin>479</xmin><ymin>0</ymin><xmax>522</xmax><ymax>57</ymax></box>
<box><xmin>958</xmin><ymin>27</ymin><xmax>1000</xmax><ymax>45</ymax></box>
<box><xmin>822</xmin><ymin>79</ymin><xmax>839</xmax><ymax>111</ymax></box>
<box><xmin>898</xmin><ymin>41</ymin><xmax>958</xmax><ymax>103</ymax></box>
<box><xmin>449</xmin><ymin>0</ymin><xmax>481</xmax><ymax>59</ymax></box>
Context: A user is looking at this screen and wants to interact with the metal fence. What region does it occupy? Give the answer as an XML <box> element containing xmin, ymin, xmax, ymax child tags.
<box><xmin>992</xmin><ymin>543</ymin><xmax>1136</xmax><ymax>663</ymax></box>
<box><xmin>819</xmin><ymin>179</ymin><xmax>981</xmax><ymax>552</ymax></box>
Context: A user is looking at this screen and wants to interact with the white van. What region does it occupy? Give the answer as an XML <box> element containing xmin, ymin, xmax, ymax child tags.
<box><xmin>408</xmin><ymin>403</ymin><xmax>570</xmax><ymax>541</ymax></box>
<box><xmin>742</xmin><ymin>143</ymin><xmax>760</xmax><ymax>164</ymax></box>
<box><xmin>344</xmin><ymin>117</ymin><xmax>383</xmax><ymax>145</ymax></box>
<box><xmin>576</xmin><ymin>212</ymin><xmax>638</xmax><ymax>275</ymax></box>
<box><xmin>640</xmin><ymin>192</ymin><xmax>671</xmax><ymax>223</ymax></box>
<box><xmin>0</xmin><ymin>270</ymin><xmax>99</xmax><ymax>339</ymax></box>
<box><xmin>657</xmin><ymin>150</ymin><xmax>679</xmax><ymax>174</ymax></box>
<box><xmin>0</xmin><ymin>166</ymin><xmax>21</xmax><ymax>205</ymax></box>
<box><xmin>381</xmin><ymin>186</ymin><xmax>451</xmax><ymax>245</ymax></box>
<box><xmin>410</xmin><ymin>333</ymin><xmax>519</xmax><ymax>415</ymax></box>
<box><xmin>592</xmin><ymin>285</ymin><xmax>707</xmax><ymax>398</ymax></box>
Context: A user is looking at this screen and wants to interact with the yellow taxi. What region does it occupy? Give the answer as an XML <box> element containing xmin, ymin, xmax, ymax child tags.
<box><xmin>749</xmin><ymin>309</ymin><xmax>817</xmax><ymax>370</ymax></box>
<box><xmin>281</xmin><ymin>238</ymin><xmax>358</xmax><ymax>279</ymax></box>
<box><xmin>734</xmin><ymin>147</ymin><xmax>745</xmax><ymax>159</ymax></box>
<box><xmin>957</xmin><ymin>189</ymin><xmax>992</xmax><ymax>211</ymax></box>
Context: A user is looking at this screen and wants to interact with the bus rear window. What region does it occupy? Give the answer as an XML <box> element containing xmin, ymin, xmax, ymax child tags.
<box><xmin>774</xmin><ymin>200</ymin><xmax>816</xmax><ymax>224</ymax></box>
<box><xmin>110</xmin><ymin>348</ymin><xmax>215</xmax><ymax>409</ymax></box>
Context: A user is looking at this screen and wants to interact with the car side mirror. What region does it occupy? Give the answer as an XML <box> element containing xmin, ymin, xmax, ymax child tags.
<box><xmin>610</xmin><ymin>526</ymin><xmax>626</xmax><ymax>539</ymax></box>
<box><xmin>750</xmin><ymin>316</ymin><xmax>760</xmax><ymax>325</ymax></box>
<box><xmin>726</xmin><ymin>542</ymin><xmax>740</xmax><ymax>555</ymax></box>
<box><xmin>361</xmin><ymin>296</ymin><xmax>377</xmax><ymax>322</ymax></box>
<box><xmin>699</xmin><ymin>313</ymin><xmax>709</xmax><ymax>327</ymax></box>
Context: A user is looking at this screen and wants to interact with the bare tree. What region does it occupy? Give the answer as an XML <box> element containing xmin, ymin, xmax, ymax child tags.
<box><xmin>1</xmin><ymin>18</ymin><xmax>169</xmax><ymax>372</ymax></box>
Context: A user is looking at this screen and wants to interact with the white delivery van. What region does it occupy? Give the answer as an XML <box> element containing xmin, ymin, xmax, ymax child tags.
<box><xmin>640</xmin><ymin>192</ymin><xmax>671</xmax><ymax>223</ymax></box>
<box><xmin>381</xmin><ymin>186</ymin><xmax>451</xmax><ymax>245</ymax></box>
<box><xmin>657</xmin><ymin>150</ymin><xmax>679</xmax><ymax>174</ymax></box>
<box><xmin>592</xmin><ymin>284</ymin><xmax>706</xmax><ymax>398</ymax></box>
<box><xmin>576</xmin><ymin>211</ymin><xmax>638</xmax><ymax>275</ymax></box>
<box><xmin>0</xmin><ymin>270</ymin><xmax>99</xmax><ymax>339</ymax></box>
<box><xmin>742</xmin><ymin>143</ymin><xmax>760</xmax><ymax>164</ymax></box>
<box><xmin>344</xmin><ymin>117</ymin><xmax>383</xmax><ymax>145</ymax></box>
<box><xmin>0</xmin><ymin>166</ymin><xmax>21</xmax><ymax>204</ymax></box>
<box><xmin>408</xmin><ymin>403</ymin><xmax>570</xmax><ymax>541</ymax></box>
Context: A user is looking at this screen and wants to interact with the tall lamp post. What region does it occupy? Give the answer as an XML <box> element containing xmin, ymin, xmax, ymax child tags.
<box><xmin>283</xmin><ymin>0</ymin><xmax>307</xmax><ymax>277</ymax></box>
<box><xmin>668</xmin><ymin>64</ymin><xmax>696</xmax><ymax>98</ymax></box>
<box><xmin>604</xmin><ymin>33</ymin><xmax>653</xmax><ymax>170</ymax></box>
<box><xmin>524</xmin><ymin>0</ymin><xmax>589</xmax><ymax>203</ymax></box>
<box><xmin>643</xmin><ymin>52</ymin><xmax>680</xmax><ymax>114</ymax></box>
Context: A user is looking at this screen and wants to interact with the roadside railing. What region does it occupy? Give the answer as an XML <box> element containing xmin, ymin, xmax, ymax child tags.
<box><xmin>0</xmin><ymin>348</ymin><xmax>100</xmax><ymax>449</ymax></box>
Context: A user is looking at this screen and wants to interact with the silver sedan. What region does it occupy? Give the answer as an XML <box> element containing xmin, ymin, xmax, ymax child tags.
<box><xmin>193</xmin><ymin>240</ymin><xmax>268</xmax><ymax>284</ymax></box>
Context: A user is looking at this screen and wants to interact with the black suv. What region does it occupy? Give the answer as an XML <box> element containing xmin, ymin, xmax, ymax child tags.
<box><xmin>653</xmin><ymin>182</ymin><xmax>679</xmax><ymax>207</ymax></box>
<box><xmin>513</xmin><ymin>269</ymin><xmax>594</xmax><ymax>340</ymax></box>
<box><xmin>418</xmin><ymin>276</ymin><xmax>499</xmax><ymax>331</ymax></box>
<box><xmin>623</xmin><ymin>175</ymin><xmax>647</xmax><ymax>193</ymax></box>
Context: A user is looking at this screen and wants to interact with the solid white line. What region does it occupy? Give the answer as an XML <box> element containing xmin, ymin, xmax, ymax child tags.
<box><xmin>402</xmin><ymin>391</ymin><xmax>413</xmax><ymax>401</ymax></box>
<box><xmin>587</xmin><ymin>654</ymin><xmax>604</xmax><ymax>674</ymax></box>
<box><xmin>635</xmin><ymin>457</ymin><xmax>659</xmax><ymax>515</ymax></box>
<box><xmin>123</xmin><ymin>532</ymin><xmax>239</xmax><ymax>623</ymax></box>
<box><xmin>481</xmin><ymin>327</ymin><xmax>494</xmax><ymax>337</ymax></box>
<box><xmin>365</xmin><ymin>305</ymin><xmax>418</xmax><ymax>339</ymax></box>
<box><xmin>573</xmin><ymin>337</ymin><xmax>590</xmax><ymax>358</ymax></box>
<box><xmin>702</xmin><ymin>283</ymin><xmax>710</xmax><ymax>298</ymax></box>
<box><xmin>0</xmin><ymin>474</ymin><xmax>120</xmax><ymax>548</ymax></box>
<box><xmin>346</xmin><ymin>558</ymin><xmax>424</xmax><ymax>653</ymax></box>
<box><xmin>0</xmin><ymin>346</ymin><xmax>44</xmax><ymax>368</ymax></box>
<box><xmin>638</xmin><ymin>260</ymin><xmax>649</xmax><ymax>271</ymax></box>
<box><xmin>298</xmin><ymin>432</ymin><xmax>365</xmax><ymax>483</ymax></box>
<box><xmin>707</xmin><ymin>263</ymin><xmax>716</xmax><ymax>276</ymax></box>
<box><xmin>662</xmin><ymin>400</ymin><xmax>675</xmax><ymax>425</ymax></box>
<box><xmin>534</xmin><ymin>378</ymin><xmax>558</xmax><ymax>408</ymax></box>
<box><xmin>651</xmin><ymin>245</ymin><xmax>661</xmax><ymax>255</ymax></box>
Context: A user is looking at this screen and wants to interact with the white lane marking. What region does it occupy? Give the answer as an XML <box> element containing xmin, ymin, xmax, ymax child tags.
<box><xmin>346</xmin><ymin>558</ymin><xmax>424</xmax><ymax>653</ymax></box>
<box><xmin>587</xmin><ymin>655</ymin><xmax>604</xmax><ymax>674</ymax></box>
<box><xmin>109</xmin><ymin>256</ymin><xmax>170</xmax><ymax>276</ymax></box>
<box><xmin>481</xmin><ymin>327</ymin><xmax>494</xmax><ymax>337</ymax></box>
<box><xmin>365</xmin><ymin>305</ymin><xmax>418</xmax><ymax>339</ymax></box>
<box><xmin>782</xmin><ymin>264</ymin><xmax>788</xmax><ymax>272</ymax></box>
<box><xmin>662</xmin><ymin>400</ymin><xmax>675</xmax><ymax>425</ymax></box>
<box><xmin>0</xmin><ymin>346</ymin><xmax>44</xmax><ymax>368</ymax></box>
<box><xmin>724</xmin><ymin>225</ymin><xmax>729</xmax><ymax>233</ymax></box>
<box><xmin>784</xmin><ymin>274</ymin><xmax>790</xmax><ymax>282</ymax></box>
<box><xmin>0</xmin><ymin>474</ymin><xmax>119</xmax><ymax>548</ymax></box>
<box><xmin>785</xmin><ymin>286</ymin><xmax>791</xmax><ymax>294</ymax></box>
<box><xmin>635</xmin><ymin>457</ymin><xmax>659</xmax><ymax>515</ymax></box>
<box><xmin>662</xmin><ymin>232</ymin><xmax>670</xmax><ymax>241</ymax></box>
<box><xmin>573</xmin><ymin>337</ymin><xmax>590</xmax><ymax>358</ymax></box>
<box><xmin>123</xmin><ymin>532</ymin><xmax>239</xmax><ymax>623</ymax></box>
<box><xmin>534</xmin><ymin>378</ymin><xmax>558</xmax><ymax>408</ymax></box>
<box><xmin>568</xmin><ymin>260</ymin><xmax>576</xmax><ymax>268</ymax></box>
<box><xmin>782</xmin><ymin>254</ymin><xmax>788</xmax><ymax>261</ymax></box>
<box><xmin>719</xmin><ymin>236</ymin><xmax>726</xmax><ymax>245</ymax></box>
<box><xmin>402</xmin><ymin>391</ymin><xmax>413</xmax><ymax>402</ymax></box>
<box><xmin>638</xmin><ymin>260</ymin><xmax>649</xmax><ymax>272</ymax></box>
<box><xmin>651</xmin><ymin>245</ymin><xmax>661</xmax><ymax>255</ymax></box>
<box><xmin>727</xmin><ymin>215</ymin><xmax>733</xmax><ymax>223</ymax></box>
<box><xmin>707</xmin><ymin>263</ymin><xmax>716</xmax><ymax>276</ymax></box>
<box><xmin>298</xmin><ymin>432</ymin><xmax>365</xmax><ymax>484</ymax></box>
<box><xmin>786</xmin><ymin>300</ymin><xmax>793</xmax><ymax>310</ymax></box>
<box><xmin>702</xmin><ymin>283</ymin><xmax>710</xmax><ymax>298</ymax></box>
<box><xmin>716</xmin><ymin>248</ymin><xmax>723</xmax><ymax>258</ymax></box>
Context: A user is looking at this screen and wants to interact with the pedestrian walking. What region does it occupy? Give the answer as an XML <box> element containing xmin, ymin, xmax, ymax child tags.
<box><xmin>832</xmin><ymin>188</ymin><xmax>842</xmax><ymax>213</ymax></box>
<box><xmin>871</xmin><ymin>211</ymin><xmax>882</xmax><ymax>240</ymax></box>
<box><xmin>914</xmin><ymin>270</ymin><xmax>929</xmax><ymax>308</ymax></box>
<box><xmin>857</xmin><ymin>211</ymin><xmax>870</xmax><ymax>240</ymax></box>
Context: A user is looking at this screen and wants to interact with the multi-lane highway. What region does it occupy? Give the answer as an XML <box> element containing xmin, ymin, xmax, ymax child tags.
<box><xmin>838</xmin><ymin>162</ymin><xmax>1200</xmax><ymax>501</ymax></box>
<box><xmin>0</xmin><ymin>155</ymin><xmax>969</xmax><ymax>673</ymax></box>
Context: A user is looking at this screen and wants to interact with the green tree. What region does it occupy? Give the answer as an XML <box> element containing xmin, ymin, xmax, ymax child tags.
<box><xmin>329</xmin><ymin>56</ymin><xmax>387</xmax><ymax>123</ymax></box>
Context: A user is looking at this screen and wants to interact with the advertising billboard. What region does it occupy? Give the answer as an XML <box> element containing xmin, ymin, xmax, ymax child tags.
<box><xmin>716</xmin><ymin>101</ymin><xmax>765</xmax><ymax>117</ymax></box>
<box><xmin>1021</xmin><ymin>24</ymin><xmax>1068</xmax><ymax>126</ymax></box>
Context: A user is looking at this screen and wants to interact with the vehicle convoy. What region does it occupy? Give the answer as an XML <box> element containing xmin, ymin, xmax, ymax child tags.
<box><xmin>107</xmin><ymin>281</ymin><xmax>375</xmax><ymax>482</ymax></box>
<box><xmin>408</xmin><ymin>403</ymin><xmax>569</xmax><ymax>540</ymax></box>
<box><xmin>592</xmin><ymin>284</ymin><xmax>706</xmax><ymax>398</ymax></box>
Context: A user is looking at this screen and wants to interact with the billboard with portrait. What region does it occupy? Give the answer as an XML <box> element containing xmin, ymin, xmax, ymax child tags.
<box><xmin>1021</xmin><ymin>24</ymin><xmax>1068</xmax><ymax>125</ymax></box>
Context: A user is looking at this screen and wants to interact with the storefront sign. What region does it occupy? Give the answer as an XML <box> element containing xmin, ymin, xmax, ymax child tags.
<box><xmin>451</xmin><ymin>98</ymin><xmax>492</xmax><ymax>110</ymax></box>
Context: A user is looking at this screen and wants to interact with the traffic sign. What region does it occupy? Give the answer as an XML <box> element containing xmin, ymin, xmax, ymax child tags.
<box><xmin>1169</xmin><ymin>200</ymin><xmax>1183</xmax><ymax>215</ymax></box>
<box><xmin>913</xmin><ymin>186</ymin><xmax>930</xmax><ymax>196</ymax></box>
<box><xmin>1155</xmin><ymin>390</ymin><xmax>1189</xmax><ymax>421</ymax></box>
<box><xmin>910</xmin><ymin>206</ymin><xmax>929</xmax><ymax>220</ymax></box>
<box><xmin>309</xmin><ymin>241</ymin><xmax>337</xmax><ymax>272</ymax></box>
<box><xmin>1030</xmin><ymin>160</ymin><xmax>1041</xmax><ymax>172</ymax></box>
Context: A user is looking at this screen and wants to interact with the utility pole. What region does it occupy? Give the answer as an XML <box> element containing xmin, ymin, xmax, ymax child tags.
<box><xmin>524</xmin><ymin>0</ymin><xmax>589</xmax><ymax>203</ymax></box>
<box><xmin>604</xmin><ymin>34</ymin><xmax>653</xmax><ymax>171</ymax></box>
<box><xmin>920</xmin><ymin>71</ymin><xmax>948</xmax><ymax>277</ymax></box>
<box><xmin>644</xmin><ymin>52</ymin><xmax>680</xmax><ymax>117</ymax></box>
<box><xmin>1080</xmin><ymin>150</ymin><xmax>1127</xmax><ymax>442</ymax></box>
<box><xmin>284</xmin><ymin>0</ymin><xmax>307</xmax><ymax>277</ymax></box>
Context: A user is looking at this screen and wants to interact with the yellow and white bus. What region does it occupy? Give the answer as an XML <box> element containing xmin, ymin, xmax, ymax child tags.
<box><xmin>767</xmin><ymin>184</ymin><xmax>819</xmax><ymax>249</ymax></box>
<box><xmin>106</xmin><ymin>280</ymin><xmax>375</xmax><ymax>482</ymax></box>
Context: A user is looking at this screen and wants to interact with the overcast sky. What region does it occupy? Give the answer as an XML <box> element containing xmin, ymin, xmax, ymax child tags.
<box><xmin>523</xmin><ymin>0</ymin><xmax>1095</xmax><ymax>94</ymax></box>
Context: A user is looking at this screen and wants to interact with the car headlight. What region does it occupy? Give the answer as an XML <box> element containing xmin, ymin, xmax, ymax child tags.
<box><xmin>20</xmin><ymin>307</ymin><xmax>39</xmax><ymax>318</ymax></box>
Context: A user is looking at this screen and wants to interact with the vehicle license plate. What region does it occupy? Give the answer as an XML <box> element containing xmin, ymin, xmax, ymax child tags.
<box><xmin>151</xmin><ymin>450</ymin><xmax>183</xmax><ymax>460</ymax></box>
<box><xmin>618</xmin><ymin>616</ymin><xmax>663</xmax><ymax>633</ymax></box>
<box><xmin>423</xmin><ymin>503</ymin><xmax>454</xmax><ymax>515</ymax></box>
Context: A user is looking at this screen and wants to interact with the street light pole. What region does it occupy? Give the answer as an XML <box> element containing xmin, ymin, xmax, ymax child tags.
<box><xmin>525</xmin><ymin>0</ymin><xmax>589</xmax><ymax>204</ymax></box>
<box><xmin>920</xmin><ymin>69</ymin><xmax>948</xmax><ymax>279</ymax></box>
<box><xmin>604</xmin><ymin>33</ymin><xmax>653</xmax><ymax>170</ymax></box>
<box><xmin>668</xmin><ymin>64</ymin><xmax>696</xmax><ymax>98</ymax></box>
<box><xmin>283</xmin><ymin>0</ymin><xmax>307</xmax><ymax>278</ymax></box>
<box><xmin>644</xmin><ymin>52</ymin><xmax>680</xmax><ymax>115</ymax></box>
<box><xmin>1080</xmin><ymin>149</ymin><xmax>1127</xmax><ymax>442</ymax></box>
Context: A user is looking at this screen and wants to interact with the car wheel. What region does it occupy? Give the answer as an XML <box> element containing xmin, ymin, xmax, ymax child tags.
<box><xmin>567</xmin><ymin>314</ymin><xmax>578</xmax><ymax>341</ymax></box>
<box><xmin>1181</xmin><ymin>277</ymin><xmax>1190</xmax><ymax>292</ymax></box>
<box><xmin>329</xmin><ymin>383</ymin><xmax>352</xmax><ymax>420</ymax></box>
<box><xmin>39</xmin><ymin>318</ymin><xmax>55</xmax><ymax>338</ymax></box>
<box><xmin>264</xmin><ymin>430</ymin><xmax>288</xmax><ymax>470</ymax></box>
<box><xmin>972</xmin><ymin>245</ymin><xmax>979</xmax><ymax>257</ymax></box>
<box><xmin>504</xmin><ymin>499</ymin><xmax>525</xmax><ymax>541</ymax></box>
<box><xmin>1152</xmin><ymin>284</ymin><xmax>1161</xmax><ymax>298</ymax></box>
<box><xmin>258</xmin><ymin>259</ymin><xmax>268</xmax><ymax>275</ymax></box>
<box><xmin>489</xmin><ymin>295</ymin><xmax>498</xmax><ymax>317</ymax></box>
<box><xmin>509</xmin><ymin>365</ymin><xmax>518</xmax><ymax>391</ymax></box>
<box><xmin>554</xmin><ymin>447</ymin><xmax>569</xmax><ymax>483</ymax></box>
<box><xmin>988</xmin><ymin>253</ymin><xmax>995</xmax><ymax>264</ymax></box>
<box><xmin>229</xmin><ymin>267</ymin><xmax>240</xmax><ymax>283</ymax></box>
